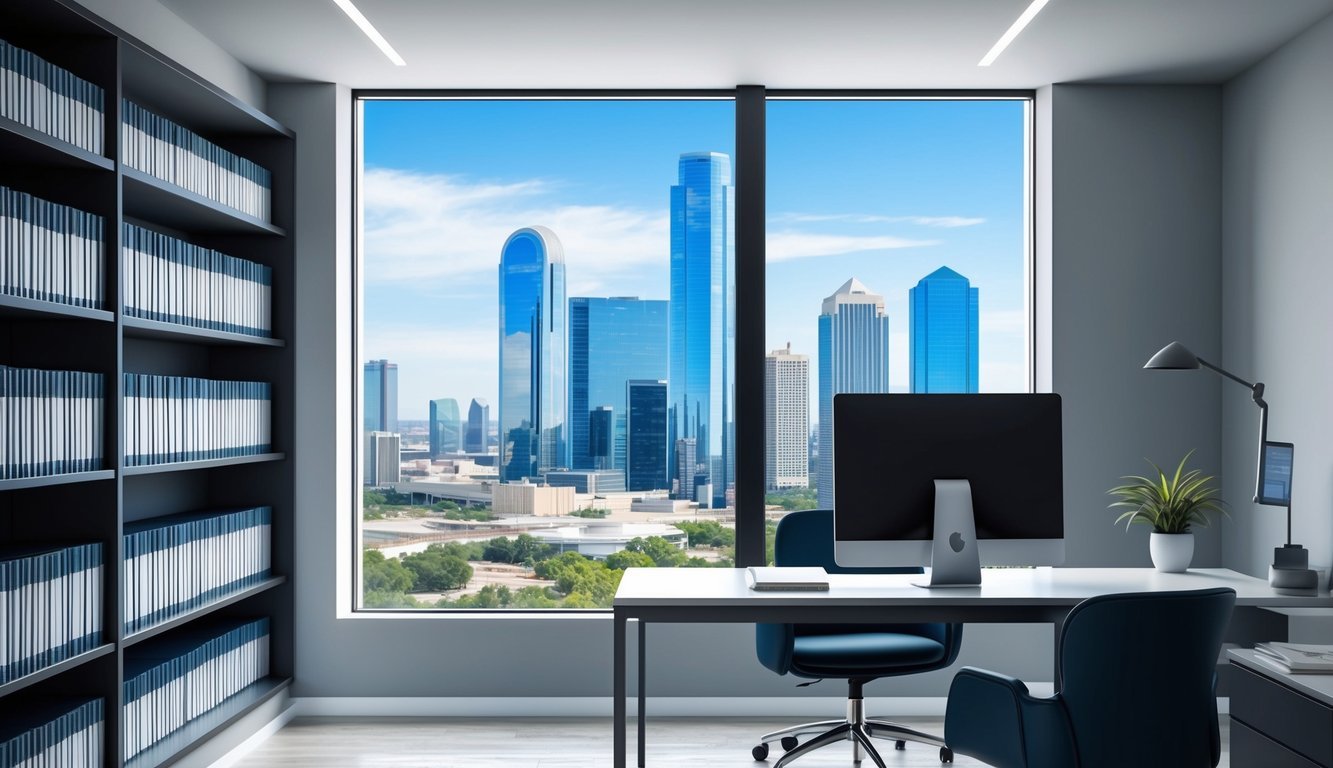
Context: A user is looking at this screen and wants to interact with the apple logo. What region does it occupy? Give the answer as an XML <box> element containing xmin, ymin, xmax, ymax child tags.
<box><xmin>949</xmin><ymin>532</ymin><xmax>966</xmax><ymax>553</ymax></box>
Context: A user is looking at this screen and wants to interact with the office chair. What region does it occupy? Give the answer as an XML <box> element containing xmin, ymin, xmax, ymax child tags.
<box><xmin>753</xmin><ymin>509</ymin><xmax>963</xmax><ymax>766</ymax></box>
<box><xmin>944</xmin><ymin>587</ymin><xmax>1236</xmax><ymax>768</ymax></box>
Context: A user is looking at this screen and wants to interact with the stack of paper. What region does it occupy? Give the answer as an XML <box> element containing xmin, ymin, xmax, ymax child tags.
<box><xmin>1254</xmin><ymin>642</ymin><xmax>1333</xmax><ymax>674</ymax></box>
<box><xmin>746</xmin><ymin>566</ymin><xmax>829</xmax><ymax>591</ymax></box>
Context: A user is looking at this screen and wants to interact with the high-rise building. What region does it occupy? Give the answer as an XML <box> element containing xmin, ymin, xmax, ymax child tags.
<box><xmin>465</xmin><ymin>398</ymin><xmax>490</xmax><ymax>453</ymax></box>
<box><xmin>626</xmin><ymin>379</ymin><xmax>668</xmax><ymax>492</ymax></box>
<box><xmin>765</xmin><ymin>343</ymin><xmax>809</xmax><ymax>490</ymax></box>
<box><xmin>674</xmin><ymin>437</ymin><xmax>700</xmax><ymax>503</ymax></box>
<box><xmin>498</xmin><ymin>226</ymin><xmax>568</xmax><ymax>481</ymax></box>
<box><xmin>363</xmin><ymin>359</ymin><xmax>398</xmax><ymax>434</ymax></box>
<box><xmin>817</xmin><ymin>278</ymin><xmax>891</xmax><ymax>508</ymax></box>
<box><xmin>429</xmin><ymin>398</ymin><xmax>461</xmax><ymax>458</ymax></box>
<box><xmin>588</xmin><ymin>405</ymin><xmax>614</xmax><ymax>470</ymax></box>
<box><xmin>669</xmin><ymin>151</ymin><xmax>734</xmax><ymax>508</ymax></box>
<box><xmin>568</xmin><ymin>297</ymin><xmax>668</xmax><ymax>473</ymax></box>
<box><xmin>364</xmin><ymin>431</ymin><xmax>401</xmax><ymax>486</ymax></box>
<box><xmin>910</xmin><ymin>266</ymin><xmax>979</xmax><ymax>393</ymax></box>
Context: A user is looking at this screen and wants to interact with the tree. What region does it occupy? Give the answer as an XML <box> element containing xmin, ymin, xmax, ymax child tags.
<box><xmin>483</xmin><ymin>533</ymin><xmax>553</xmax><ymax>565</ymax></box>
<box><xmin>431</xmin><ymin>499</ymin><xmax>461</xmax><ymax>513</ymax></box>
<box><xmin>401</xmin><ymin>543</ymin><xmax>474</xmax><ymax>591</ymax></box>
<box><xmin>363</xmin><ymin>589</ymin><xmax>421</xmax><ymax>609</ymax></box>
<box><xmin>674</xmin><ymin>520</ymin><xmax>735</xmax><ymax>548</ymax></box>
<box><xmin>625</xmin><ymin>536</ymin><xmax>689</xmax><ymax>567</ymax></box>
<box><xmin>570</xmin><ymin>507</ymin><xmax>610</xmax><ymax>518</ymax></box>
<box><xmin>604</xmin><ymin>550</ymin><xmax>655</xmax><ymax>570</ymax></box>
<box><xmin>363</xmin><ymin>490</ymin><xmax>387</xmax><ymax>507</ymax></box>
<box><xmin>362</xmin><ymin>549</ymin><xmax>413</xmax><ymax>593</ymax></box>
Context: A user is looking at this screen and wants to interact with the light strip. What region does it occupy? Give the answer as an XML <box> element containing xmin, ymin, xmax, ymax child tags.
<box><xmin>332</xmin><ymin>0</ymin><xmax>407</xmax><ymax>66</ymax></box>
<box><xmin>978</xmin><ymin>0</ymin><xmax>1053</xmax><ymax>67</ymax></box>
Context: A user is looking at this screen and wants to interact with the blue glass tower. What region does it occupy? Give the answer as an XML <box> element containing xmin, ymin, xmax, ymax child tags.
<box><xmin>499</xmin><ymin>226</ymin><xmax>568</xmax><ymax>481</ymax></box>
<box><xmin>363</xmin><ymin>359</ymin><xmax>398</xmax><ymax>434</ymax></box>
<box><xmin>465</xmin><ymin>398</ymin><xmax>490</xmax><ymax>453</ymax></box>
<box><xmin>429</xmin><ymin>398</ymin><xmax>461</xmax><ymax>458</ymax></box>
<box><xmin>669</xmin><ymin>151</ymin><xmax>734</xmax><ymax>508</ymax></box>
<box><xmin>817</xmin><ymin>278</ymin><xmax>891</xmax><ymax>509</ymax></box>
<box><xmin>569</xmin><ymin>297</ymin><xmax>668</xmax><ymax>475</ymax></box>
<box><xmin>909</xmin><ymin>266</ymin><xmax>979</xmax><ymax>393</ymax></box>
<box><xmin>626</xmin><ymin>380</ymin><xmax>669</xmax><ymax>492</ymax></box>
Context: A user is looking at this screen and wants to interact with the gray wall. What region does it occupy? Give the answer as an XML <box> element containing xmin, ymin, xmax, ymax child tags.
<box><xmin>1221</xmin><ymin>13</ymin><xmax>1333</xmax><ymax>578</ymax></box>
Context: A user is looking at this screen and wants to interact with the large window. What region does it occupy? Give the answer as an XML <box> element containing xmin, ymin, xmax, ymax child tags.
<box><xmin>354</xmin><ymin>94</ymin><xmax>1032</xmax><ymax>611</ymax></box>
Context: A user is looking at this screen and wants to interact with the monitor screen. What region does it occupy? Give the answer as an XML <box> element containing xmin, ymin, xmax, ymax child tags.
<box><xmin>833</xmin><ymin>393</ymin><xmax>1064</xmax><ymax>567</ymax></box>
<box><xmin>1257</xmin><ymin>441</ymin><xmax>1294</xmax><ymax>506</ymax></box>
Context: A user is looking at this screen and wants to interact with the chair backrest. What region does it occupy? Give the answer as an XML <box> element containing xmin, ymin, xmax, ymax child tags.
<box><xmin>1058</xmin><ymin>587</ymin><xmax>1235</xmax><ymax>768</ymax></box>
<box><xmin>773</xmin><ymin>509</ymin><xmax>922</xmax><ymax>575</ymax></box>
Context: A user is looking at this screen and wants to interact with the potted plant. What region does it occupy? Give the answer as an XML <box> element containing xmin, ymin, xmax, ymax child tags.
<box><xmin>1107</xmin><ymin>451</ymin><xmax>1226</xmax><ymax>572</ymax></box>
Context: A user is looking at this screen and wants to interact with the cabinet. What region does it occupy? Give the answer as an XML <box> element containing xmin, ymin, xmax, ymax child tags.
<box><xmin>1230</xmin><ymin>649</ymin><xmax>1333</xmax><ymax>768</ymax></box>
<box><xmin>0</xmin><ymin>0</ymin><xmax>293</xmax><ymax>764</ymax></box>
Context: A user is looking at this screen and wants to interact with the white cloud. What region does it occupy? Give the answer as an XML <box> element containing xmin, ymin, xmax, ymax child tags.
<box><xmin>767</xmin><ymin>231</ymin><xmax>938</xmax><ymax>262</ymax></box>
<box><xmin>772</xmin><ymin>213</ymin><xmax>986</xmax><ymax>228</ymax></box>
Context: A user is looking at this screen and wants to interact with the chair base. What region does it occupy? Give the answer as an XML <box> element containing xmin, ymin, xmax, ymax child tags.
<box><xmin>754</xmin><ymin>691</ymin><xmax>949</xmax><ymax>767</ymax></box>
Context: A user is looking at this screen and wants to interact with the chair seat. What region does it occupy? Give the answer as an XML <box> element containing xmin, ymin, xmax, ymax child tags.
<box><xmin>791</xmin><ymin>632</ymin><xmax>947</xmax><ymax>676</ymax></box>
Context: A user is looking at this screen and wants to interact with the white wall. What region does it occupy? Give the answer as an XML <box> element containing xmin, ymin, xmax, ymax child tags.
<box><xmin>1221</xmin><ymin>13</ymin><xmax>1333</xmax><ymax>579</ymax></box>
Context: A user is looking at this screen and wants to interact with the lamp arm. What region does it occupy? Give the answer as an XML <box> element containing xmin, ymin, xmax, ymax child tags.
<box><xmin>1196</xmin><ymin>357</ymin><xmax>1258</xmax><ymax>391</ymax></box>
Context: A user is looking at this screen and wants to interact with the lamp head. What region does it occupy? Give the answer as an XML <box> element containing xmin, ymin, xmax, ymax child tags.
<box><xmin>1144</xmin><ymin>341</ymin><xmax>1200</xmax><ymax>370</ymax></box>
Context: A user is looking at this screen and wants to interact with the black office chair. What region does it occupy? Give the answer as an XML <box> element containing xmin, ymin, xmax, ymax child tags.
<box><xmin>753</xmin><ymin>509</ymin><xmax>963</xmax><ymax>766</ymax></box>
<box><xmin>944</xmin><ymin>587</ymin><xmax>1236</xmax><ymax>768</ymax></box>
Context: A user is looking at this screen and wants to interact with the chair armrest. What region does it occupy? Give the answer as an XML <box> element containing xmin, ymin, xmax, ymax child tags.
<box><xmin>945</xmin><ymin>668</ymin><xmax>1076</xmax><ymax>768</ymax></box>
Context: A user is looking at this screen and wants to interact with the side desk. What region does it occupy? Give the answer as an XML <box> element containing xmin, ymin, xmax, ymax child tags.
<box><xmin>612</xmin><ymin>567</ymin><xmax>1333</xmax><ymax>768</ymax></box>
<box><xmin>1229</xmin><ymin>648</ymin><xmax>1333</xmax><ymax>767</ymax></box>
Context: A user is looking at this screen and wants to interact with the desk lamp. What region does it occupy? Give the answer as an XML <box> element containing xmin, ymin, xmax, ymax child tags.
<box><xmin>1144</xmin><ymin>342</ymin><xmax>1317</xmax><ymax>594</ymax></box>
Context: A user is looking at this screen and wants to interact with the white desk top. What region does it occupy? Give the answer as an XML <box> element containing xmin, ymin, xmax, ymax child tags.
<box><xmin>1230</xmin><ymin>648</ymin><xmax>1333</xmax><ymax>707</ymax></box>
<box><xmin>614</xmin><ymin>567</ymin><xmax>1333</xmax><ymax>608</ymax></box>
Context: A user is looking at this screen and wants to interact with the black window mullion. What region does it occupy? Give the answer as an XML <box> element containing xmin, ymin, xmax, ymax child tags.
<box><xmin>734</xmin><ymin>84</ymin><xmax>766</xmax><ymax>567</ymax></box>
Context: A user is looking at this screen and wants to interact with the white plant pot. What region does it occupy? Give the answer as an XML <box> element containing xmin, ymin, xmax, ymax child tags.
<box><xmin>1149</xmin><ymin>532</ymin><xmax>1194</xmax><ymax>573</ymax></box>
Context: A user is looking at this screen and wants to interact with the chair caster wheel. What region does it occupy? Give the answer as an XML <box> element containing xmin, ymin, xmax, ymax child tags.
<box><xmin>752</xmin><ymin>743</ymin><xmax>769</xmax><ymax>761</ymax></box>
<box><xmin>780</xmin><ymin>736</ymin><xmax>800</xmax><ymax>751</ymax></box>
<box><xmin>895</xmin><ymin>740</ymin><xmax>906</xmax><ymax>750</ymax></box>
<box><xmin>940</xmin><ymin>746</ymin><xmax>954</xmax><ymax>763</ymax></box>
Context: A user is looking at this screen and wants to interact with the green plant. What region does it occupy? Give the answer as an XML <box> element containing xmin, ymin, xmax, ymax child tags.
<box><xmin>1107</xmin><ymin>451</ymin><xmax>1226</xmax><ymax>534</ymax></box>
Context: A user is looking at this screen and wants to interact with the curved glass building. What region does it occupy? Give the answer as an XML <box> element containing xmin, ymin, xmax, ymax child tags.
<box><xmin>499</xmin><ymin>226</ymin><xmax>568</xmax><ymax>481</ymax></box>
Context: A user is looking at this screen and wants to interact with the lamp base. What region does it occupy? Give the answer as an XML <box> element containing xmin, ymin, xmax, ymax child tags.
<box><xmin>1269</xmin><ymin>564</ymin><xmax>1319</xmax><ymax>596</ymax></box>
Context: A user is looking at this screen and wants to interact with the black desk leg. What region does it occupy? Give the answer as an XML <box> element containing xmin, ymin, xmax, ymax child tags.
<box><xmin>638</xmin><ymin>621</ymin><xmax>646</xmax><ymax>767</ymax></box>
<box><xmin>615</xmin><ymin>612</ymin><xmax>626</xmax><ymax>768</ymax></box>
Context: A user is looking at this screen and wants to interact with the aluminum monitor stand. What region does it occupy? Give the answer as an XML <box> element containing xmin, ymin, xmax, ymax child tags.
<box><xmin>911</xmin><ymin>479</ymin><xmax>982</xmax><ymax>588</ymax></box>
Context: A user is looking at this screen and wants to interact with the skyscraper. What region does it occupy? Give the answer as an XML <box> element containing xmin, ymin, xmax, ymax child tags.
<box><xmin>498</xmin><ymin>226</ymin><xmax>568</xmax><ymax>481</ymax></box>
<box><xmin>588</xmin><ymin>406</ymin><xmax>613</xmax><ymax>470</ymax></box>
<box><xmin>429</xmin><ymin>398</ymin><xmax>461</xmax><ymax>458</ymax></box>
<box><xmin>568</xmin><ymin>296</ymin><xmax>668</xmax><ymax>474</ymax></box>
<box><xmin>669</xmin><ymin>151</ymin><xmax>734</xmax><ymax>508</ymax></box>
<box><xmin>765</xmin><ymin>343</ymin><xmax>809</xmax><ymax>490</ymax></box>
<box><xmin>817</xmin><ymin>278</ymin><xmax>891</xmax><ymax>508</ymax></box>
<box><xmin>363</xmin><ymin>359</ymin><xmax>398</xmax><ymax>434</ymax></box>
<box><xmin>364</xmin><ymin>431</ymin><xmax>401</xmax><ymax>486</ymax></box>
<box><xmin>626</xmin><ymin>379</ymin><xmax>668</xmax><ymax>492</ymax></box>
<box><xmin>465</xmin><ymin>398</ymin><xmax>490</xmax><ymax>453</ymax></box>
<box><xmin>910</xmin><ymin>266</ymin><xmax>979</xmax><ymax>393</ymax></box>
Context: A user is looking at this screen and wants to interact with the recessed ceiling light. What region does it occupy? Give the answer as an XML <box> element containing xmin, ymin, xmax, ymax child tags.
<box><xmin>332</xmin><ymin>0</ymin><xmax>406</xmax><ymax>66</ymax></box>
<box><xmin>978</xmin><ymin>0</ymin><xmax>1053</xmax><ymax>67</ymax></box>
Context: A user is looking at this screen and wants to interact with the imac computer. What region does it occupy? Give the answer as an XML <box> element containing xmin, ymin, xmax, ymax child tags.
<box><xmin>833</xmin><ymin>393</ymin><xmax>1064</xmax><ymax>586</ymax></box>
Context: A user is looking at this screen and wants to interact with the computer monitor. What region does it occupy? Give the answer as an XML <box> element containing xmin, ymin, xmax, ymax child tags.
<box><xmin>833</xmin><ymin>393</ymin><xmax>1065</xmax><ymax>573</ymax></box>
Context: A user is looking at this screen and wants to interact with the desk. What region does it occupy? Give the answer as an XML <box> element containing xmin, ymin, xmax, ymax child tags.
<box><xmin>1229</xmin><ymin>648</ymin><xmax>1333</xmax><ymax>766</ymax></box>
<box><xmin>612</xmin><ymin>567</ymin><xmax>1333</xmax><ymax>768</ymax></box>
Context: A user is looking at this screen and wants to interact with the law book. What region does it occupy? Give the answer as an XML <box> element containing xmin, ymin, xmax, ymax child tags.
<box><xmin>745</xmin><ymin>566</ymin><xmax>830</xmax><ymax>591</ymax></box>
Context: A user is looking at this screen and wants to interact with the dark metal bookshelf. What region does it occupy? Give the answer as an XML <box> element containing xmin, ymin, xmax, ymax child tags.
<box><xmin>0</xmin><ymin>0</ymin><xmax>296</xmax><ymax>765</ymax></box>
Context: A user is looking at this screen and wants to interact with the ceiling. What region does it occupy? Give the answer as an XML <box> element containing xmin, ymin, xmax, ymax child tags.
<box><xmin>159</xmin><ymin>0</ymin><xmax>1333</xmax><ymax>90</ymax></box>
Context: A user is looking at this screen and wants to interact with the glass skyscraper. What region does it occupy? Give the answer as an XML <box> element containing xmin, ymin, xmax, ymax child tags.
<box><xmin>817</xmin><ymin>278</ymin><xmax>891</xmax><ymax>509</ymax></box>
<box><xmin>498</xmin><ymin>226</ymin><xmax>567</xmax><ymax>481</ymax></box>
<box><xmin>429</xmin><ymin>398</ymin><xmax>461</xmax><ymax>458</ymax></box>
<box><xmin>626</xmin><ymin>379</ymin><xmax>668</xmax><ymax>492</ymax></box>
<box><xmin>765</xmin><ymin>343</ymin><xmax>809</xmax><ymax>490</ymax></box>
<box><xmin>568</xmin><ymin>297</ymin><xmax>668</xmax><ymax>474</ymax></box>
<box><xmin>465</xmin><ymin>398</ymin><xmax>489</xmax><ymax>453</ymax></box>
<box><xmin>909</xmin><ymin>266</ymin><xmax>979</xmax><ymax>393</ymax></box>
<box><xmin>363</xmin><ymin>359</ymin><xmax>398</xmax><ymax>434</ymax></box>
<box><xmin>669</xmin><ymin>151</ymin><xmax>734</xmax><ymax>508</ymax></box>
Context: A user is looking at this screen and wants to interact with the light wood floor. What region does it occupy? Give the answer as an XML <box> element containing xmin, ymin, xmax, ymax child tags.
<box><xmin>231</xmin><ymin>716</ymin><xmax>1232</xmax><ymax>767</ymax></box>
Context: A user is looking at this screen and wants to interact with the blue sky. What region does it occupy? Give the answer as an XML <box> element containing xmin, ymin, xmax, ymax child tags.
<box><xmin>361</xmin><ymin>99</ymin><xmax>1028</xmax><ymax>421</ymax></box>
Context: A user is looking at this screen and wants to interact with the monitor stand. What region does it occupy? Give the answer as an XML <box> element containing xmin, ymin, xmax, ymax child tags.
<box><xmin>911</xmin><ymin>479</ymin><xmax>982</xmax><ymax>588</ymax></box>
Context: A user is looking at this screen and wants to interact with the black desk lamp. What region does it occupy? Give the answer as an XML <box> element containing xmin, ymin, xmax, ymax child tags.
<box><xmin>1145</xmin><ymin>342</ymin><xmax>1317</xmax><ymax>594</ymax></box>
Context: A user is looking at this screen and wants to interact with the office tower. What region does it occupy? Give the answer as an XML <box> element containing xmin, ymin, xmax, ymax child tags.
<box><xmin>817</xmin><ymin>278</ymin><xmax>891</xmax><ymax>508</ymax></box>
<box><xmin>568</xmin><ymin>297</ymin><xmax>668</xmax><ymax>473</ymax></box>
<box><xmin>466</xmin><ymin>398</ymin><xmax>490</xmax><ymax>453</ymax></box>
<box><xmin>363</xmin><ymin>359</ymin><xmax>398</xmax><ymax>434</ymax></box>
<box><xmin>910</xmin><ymin>266</ymin><xmax>979</xmax><ymax>393</ymax></box>
<box><xmin>765</xmin><ymin>343</ymin><xmax>810</xmax><ymax>490</ymax></box>
<box><xmin>626</xmin><ymin>379</ymin><xmax>669</xmax><ymax>492</ymax></box>
<box><xmin>429</xmin><ymin>398</ymin><xmax>461</xmax><ymax>458</ymax></box>
<box><xmin>364</xmin><ymin>431</ymin><xmax>401</xmax><ymax>486</ymax></box>
<box><xmin>499</xmin><ymin>226</ymin><xmax>568</xmax><ymax>481</ymax></box>
<box><xmin>674</xmin><ymin>437</ymin><xmax>700</xmax><ymax>503</ymax></box>
<box><xmin>588</xmin><ymin>406</ymin><xmax>614</xmax><ymax>470</ymax></box>
<box><xmin>669</xmin><ymin>151</ymin><xmax>734</xmax><ymax>508</ymax></box>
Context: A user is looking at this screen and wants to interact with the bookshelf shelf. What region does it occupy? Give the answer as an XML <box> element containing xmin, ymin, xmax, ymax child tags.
<box><xmin>121</xmin><ymin>453</ymin><xmax>285</xmax><ymax>476</ymax></box>
<box><xmin>0</xmin><ymin>294</ymin><xmax>115</xmax><ymax>323</ymax></box>
<box><xmin>123</xmin><ymin>677</ymin><xmax>291</xmax><ymax>768</ymax></box>
<box><xmin>0</xmin><ymin>116</ymin><xmax>114</xmax><ymax>172</ymax></box>
<box><xmin>0</xmin><ymin>469</ymin><xmax>115</xmax><ymax>491</ymax></box>
<box><xmin>122</xmin><ymin>168</ymin><xmax>285</xmax><ymax>236</ymax></box>
<box><xmin>0</xmin><ymin>644</ymin><xmax>115</xmax><ymax>698</ymax></box>
<box><xmin>123</xmin><ymin>576</ymin><xmax>287</xmax><ymax>648</ymax></box>
<box><xmin>122</xmin><ymin>316</ymin><xmax>285</xmax><ymax>347</ymax></box>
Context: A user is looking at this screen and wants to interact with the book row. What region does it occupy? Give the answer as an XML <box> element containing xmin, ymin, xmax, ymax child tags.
<box><xmin>0</xmin><ymin>697</ymin><xmax>102</xmax><ymax>768</ymax></box>
<box><xmin>0</xmin><ymin>543</ymin><xmax>103</xmax><ymax>685</ymax></box>
<box><xmin>123</xmin><ymin>617</ymin><xmax>269</xmax><ymax>760</ymax></box>
<box><xmin>124</xmin><ymin>506</ymin><xmax>272</xmax><ymax>634</ymax></box>
<box><xmin>0</xmin><ymin>38</ymin><xmax>105</xmax><ymax>156</ymax></box>
<box><xmin>123</xmin><ymin>223</ymin><xmax>272</xmax><ymax>337</ymax></box>
<box><xmin>123</xmin><ymin>374</ymin><xmax>271</xmax><ymax>467</ymax></box>
<box><xmin>0</xmin><ymin>184</ymin><xmax>105</xmax><ymax>310</ymax></box>
<box><xmin>0</xmin><ymin>366</ymin><xmax>104</xmax><ymax>480</ymax></box>
<box><xmin>121</xmin><ymin>100</ymin><xmax>271</xmax><ymax>223</ymax></box>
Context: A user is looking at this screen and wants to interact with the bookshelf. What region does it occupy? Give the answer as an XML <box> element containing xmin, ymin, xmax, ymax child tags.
<box><xmin>0</xmin><ymin>0</ymin><xmax>294</xmax><ymax>765</ymax></box>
